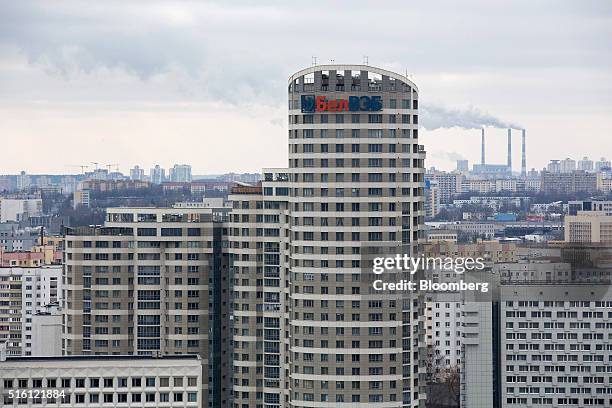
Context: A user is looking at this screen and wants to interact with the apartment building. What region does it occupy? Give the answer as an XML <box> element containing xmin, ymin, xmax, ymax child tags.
<box><xmin>540</xmin><ymin>170</ymin><xmax>597</xmax><ymax>194</ymax></box>
<box><xmin>288</xmin><ymin>64</ymin><xmax>426</xmax><ymax>407</ymax></box>
<box><xmin>425</xmin><ymin>230</ymin><xmax>458</xmax><ymax>243</ymax></box>
<box><xmin>0</xmin><ymin>266</ymin><xmax>62</xmax><ymax>356</ymax></box>
<box><xmin>0</xmin><ymin>353</ymin><xmax>203</xmax><ymax>407</ymax></box>
<box><xmin>439</xmin><ymin>222</ymin><xmax>498</xmax><ymax>239</ymax></box>
<box><xmin>62</xmin><ymin>205</ymin><xmax>231</xmax><ymax>408</ymax></box>
<box><xmin>568</xmin><ymin>200</ymin><xmax>612</xmax><ymax>216</ymax></box>
<box><xmin>427</xmin><ymin>171</ymin><xmax>461</xmax><ymax>203</ymax></box>
<box><xmin>0</xmin><ymin>223</ymin><xmax>40</xmax><ymax>252</ymax></box>
<box><xmin>0</xmin><ymin>197</ymin><xmax>43</xmax><ymax>223</ymax></box>
<box><xmin>227</xmin><ymin>169</ymin><xmax>291</xmax><ymax>408</ymax></box>
<box><xmin>170</xmin><ymin>164</ymin><xmax>193</xmax><ymax>183</ymax></box>
<box><xmin>31</xmin><ymin>304</ymin><xmax>63</xmax><ymax>356</ymax></box>
<box><xmin>564</xmin><ymin>211</ymin><xmax>612</xmax><ymax>243</ymax></box>
<box><xmin>424</xmin><ymin>180</ymin><xmax>440</xmax><ymax>219</ymax></box>
<box><xmin>500</xmin><ymin>284</ymin><xmax>612</xmax><ymax>407</ymax></box>
<box><xmin>425</xmin><ymin>297</ymin><xmax>462</xmax><ymax>369</ymax></box>
<box><xmin>73</xmin><ymin>189</ymin><xmax>90</xmax><ymax>209</ymax></box>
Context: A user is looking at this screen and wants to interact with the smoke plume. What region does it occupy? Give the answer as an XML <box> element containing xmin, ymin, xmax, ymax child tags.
<box><xmin>420</xmin><ymin>104</ymin><xmax>522</xmax><ymax>130</ymax></box>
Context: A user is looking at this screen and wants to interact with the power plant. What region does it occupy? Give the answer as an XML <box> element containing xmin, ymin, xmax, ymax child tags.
<box><xmin>521</xmin><ymin>128</ymin><xmax>527</xmax><ymax>176</ymax></box>
<box><xmin>472</xmin><ymin>127</ymin><xmax>526</xmax><ymax>176</ymax></box>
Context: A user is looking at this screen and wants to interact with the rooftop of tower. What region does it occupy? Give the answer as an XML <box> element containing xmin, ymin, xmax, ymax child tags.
<box><xmin>288</xmin><ymin>64</ymin><xmax>418</xmax><ymax>92</ymax></box>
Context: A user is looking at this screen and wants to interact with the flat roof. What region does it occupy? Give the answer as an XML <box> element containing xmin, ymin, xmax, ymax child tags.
<box><xmin>5</xmin><ymin>354</ymin><xmax>201</xmax><ymax>363</ymax></box>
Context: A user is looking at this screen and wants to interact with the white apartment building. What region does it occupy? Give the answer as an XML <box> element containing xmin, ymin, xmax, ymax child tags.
<box><xmin>150</xmin><ymin>165</ymin><xmax>166</xmax><ymax>184</ymax></box>
<box><xmin>461</xmin><ymin>179</ymin><xmax>495</xmax><ymax>194</ymax></box>
<box><xmin>170</xmin><ymin>164</ymin><xmax>192</xmax><ymax>182</ymax></box>
<box><xmin>500</xmin><ymin>284</ymin><xmax>612</xmax><ymax>407</ymax></box>
<box><xmin>0</xmin><ymin>354</ymin><xmax>203</xmax><ymax>407</ymax></box>
<box><xmin>426</xmin><ymin>298</ymin><xmax>462</xmax><ymax>368</ymax></box>
<box><xmin>0</xmin><ymin>198</ymin><xmax>43</xmax><ymax>223</ymax></box>
<box><xmin>428</xmin><ymin>171</ymin><xmax>462</xmax><ymax>203</ymax></box>
<box><xmin>130</xmin><ymin>166</ymin><xmax>145</xmax><ymax>181</ymax></box>
<box><xmin>460</xmin><ymin>281</ymin><xmax>612</xmax><ymax>408</ymax></box>
<box><xmin>0</xmin><ymin>266</ymin><xmax>62</xmax><ymax>356</ymax></box>
<box><xmin>525</xmin><ymin>177</ymin><xmax>541</xmax><ymax>192</ymax></box>
<box><xmin>442</xmin><ymin>222</ymin><xmax>498</xmax><ymax>239</ymax></box>
<box><xmin>595</xmin><ymin>158</ymin><xmax>611</xmax><ymax>172</ymax></box>
<box><xmin>578</xmin><ymin>157</ymin><xmax>594</xmax><ymax>172</ymax></box>
<box><xmin>559</xmin><ymin>158</ymin><xmax>576</xmax><ymax>173</ymax></box>
<box><xmin>31</xmin><ymin>306</ymin><xmax>62</xmax><ymax>356</ymax></box>
<box><xmin>426</xmin><ymin>230</ymin><xmax>458</xmax><ymax>243</ymax></box>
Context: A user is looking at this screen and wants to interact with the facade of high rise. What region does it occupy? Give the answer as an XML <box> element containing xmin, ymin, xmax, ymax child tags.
<box><xmin>170</xmin><ymin>164</ymin><xmax>193</xmax><ymax>183</ymax></box>
<box><xmin>540</xmin><ymin>170</ymin><xmax>597</xmax><ymax>194</ymax></box>
<box><xmin>286</xmin><ymin>65</ymin><xmax>426</xmax><ymax>407</ymax></box>
<box><xmin>62</xmin><ymin>206</ymin><xmax>231</xmax><ymax>408</ymax></box>
<box><xmin>426</xmin><ymin>171</ymin><xmax>461</xmax><ymax>204</ymax></box>
<box><xmin>559</xmin><ymin>157</ymin><xmax>576</xmax><ymax>173</ymax></box>
<box><xmin>424</xmin><ymin>180</ymin><xmax>441</xmax><ymax>219</ymax></box>
<box><xmin>150</xmin><ymin>164</ymin><xmax>166</xmax><ymax>184</ymax></box>
<box><xmin>0</xmin><ymin>265</ymin><xmax>62</xmax><ymax>356</ymax></box>
<box><xmin>578</xmin><ymin>156</ymin><xmax>594</xmax><ymax>172</ymax></box>
<box><xmin>595</xmin><ymin>157</ymin><xmax>611</xmax><ymax>172</ymax></box>
<box><xmin>227</xmin><ymin>169</ymin><xmax>291</xmax><ymax>408</ymax></box>
<box><xmin>130</xmin><ymin>165</ymin><xmax>145</xmax><ymax>181</ymax></box>
<box><xmin>59</xmin><ymin>65</ymin><xmax>427</xmax><ymax>408</ymax></box>
<box><xmin>456</xmin><ymin>160</ymin><xmax>469</xmax><ymax>173</ymax></box>
<box><xmin>462</xmin><ymin>283</ymin><xmax>612</xmax><ymax>408</ymax></box>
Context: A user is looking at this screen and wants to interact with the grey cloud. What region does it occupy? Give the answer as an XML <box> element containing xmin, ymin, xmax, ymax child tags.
<box><xmin>0</xmin><ymin>0</ymin><xmax>610</xmax><ymax>108</ymax></box>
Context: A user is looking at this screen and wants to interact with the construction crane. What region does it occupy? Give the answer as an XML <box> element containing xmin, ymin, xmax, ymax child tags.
<box><xmin>106</xmin><ymin>163</ymin><xmax>119</xmax><ymax>173</ymax></box>
<box><xmin>90</xmin><ymin>162</ymin><xmax>100</xmax><ymax>171</ymax></box>
<box><xmin>66</xmin><ymin>164</ymin><xmax>89</xmax><ymax>174</ymax></box>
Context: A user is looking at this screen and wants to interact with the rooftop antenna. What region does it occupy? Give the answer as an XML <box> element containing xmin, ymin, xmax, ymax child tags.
<box><xmin>363</xmin><ymin>55</ymin><xmax>369</xmax><ymax>65</ymax></box>
<box><xmin>311</xmin><ymin>56</ymin><xmax>317</xmax><ymax>66</ymax></box>
<box><xmin>330</xmin><ymin>59</ymin><xmax>335</xmax><ymax>64</ymax></box>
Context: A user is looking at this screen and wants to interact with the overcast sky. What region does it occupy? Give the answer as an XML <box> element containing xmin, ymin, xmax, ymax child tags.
<box><xmin>1</xmin><ymin>0</ymin><xmax>610</xmax><ymax>175</ymax></box>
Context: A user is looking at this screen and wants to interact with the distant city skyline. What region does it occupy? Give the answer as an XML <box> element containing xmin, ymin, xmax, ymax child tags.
<box><xmin>1</xmin><ymin>153</ymin><xmax>610</xmax><ymax>177</ymax></box>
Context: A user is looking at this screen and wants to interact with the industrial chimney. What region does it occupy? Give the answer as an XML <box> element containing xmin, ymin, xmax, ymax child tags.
<box><xmin>507</xmin><ymin>128</ymin><xmax>512</xmax><ymax>172</ymax></box>
<box><xmin>521</xmin><ymin>129</ymin><xmax>526</xmax><ymax>177</ymax></box>
<box><xmin>481</xmin><ymin>128</ymin><xmax>485</xmax><ymax>165</ymax></box>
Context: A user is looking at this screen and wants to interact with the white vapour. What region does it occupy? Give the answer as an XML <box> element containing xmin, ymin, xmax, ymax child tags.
<box><xmin>420</xmin><ymin>104</ymin><xmax>522</xmax><ymax>130</ymax></box>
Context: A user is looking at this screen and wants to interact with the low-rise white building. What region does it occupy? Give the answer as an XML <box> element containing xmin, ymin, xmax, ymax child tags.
<box><xmin>0</xmin><ymin>354</ymin><xmax>203</xmax><ymax>407</ymax></box>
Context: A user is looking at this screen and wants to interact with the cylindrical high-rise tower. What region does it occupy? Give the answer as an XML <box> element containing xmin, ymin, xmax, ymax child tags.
<box><xmin>288</xmin><ymin>65</ymin><xmax>426</xmax><ymax>407</ymax></box>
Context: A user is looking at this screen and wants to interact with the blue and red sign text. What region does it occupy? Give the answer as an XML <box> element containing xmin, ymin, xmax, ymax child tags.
<box><xmin>301</xmin><ymin>95</ymin><xmax>382</xmax><ymax>113</ymax></box>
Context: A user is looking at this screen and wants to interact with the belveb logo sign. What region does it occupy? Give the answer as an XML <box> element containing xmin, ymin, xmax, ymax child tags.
<box><xmin>301</xmin><ymin>95</ymin><xmax>382</xmax><ymax>113</ymax></box>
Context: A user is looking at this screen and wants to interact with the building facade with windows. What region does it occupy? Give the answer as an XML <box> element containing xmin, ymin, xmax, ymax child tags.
<box><xmin>227</xmin><ymin>169</ymin><xmax>291</xmax><ymax>408</ymax></box>
<box><xmin>0</xmin><ymin>266</ymin><xmax>62</xmax><ymax>356</ymax></box>
<box><xmin>0</xmin><ymin>354</ymin><xmax>203</xmax><ymax>407</ymax></box>
<box><xmin>62</xmin><ymin>206</ymin><xmax>231</xmax><ymax>408</ymax></box>
<box><xmin>287</xmin><ymin>64</ymin><xmax>426</xmax><ymax>407</ymax></box>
